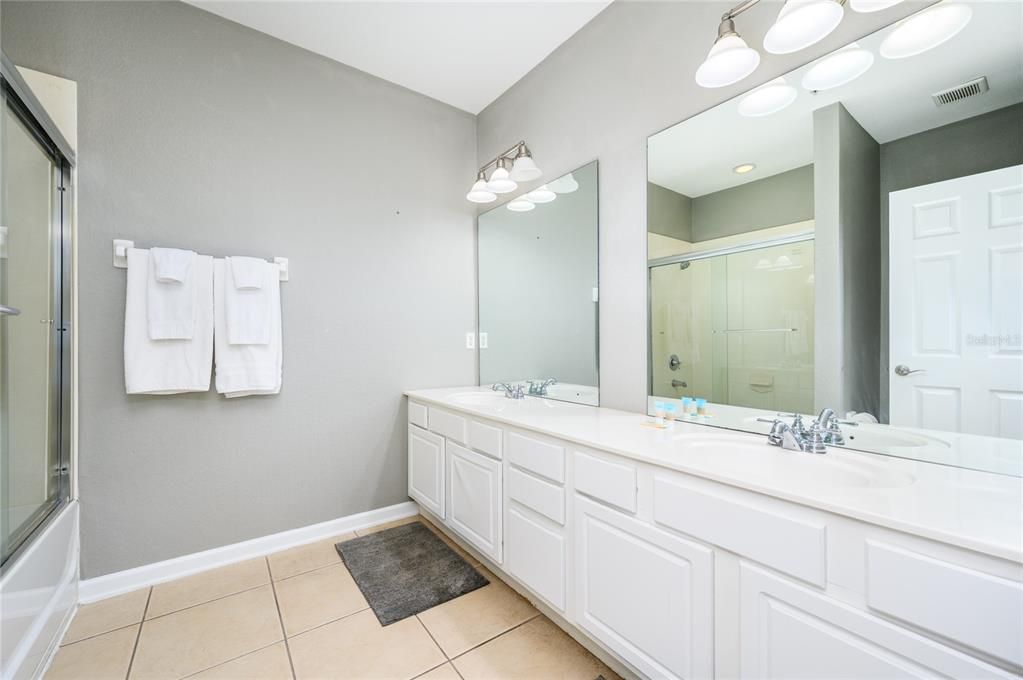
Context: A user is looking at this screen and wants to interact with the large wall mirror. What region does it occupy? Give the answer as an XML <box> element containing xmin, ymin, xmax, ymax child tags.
<box><xmin>479</xmin><ymin>160</ymin><xmax>599</xmax><ymax>405</ymax></box>
<box><xmin>647</xmin><ymin>2</ymin><xmax>1022</xmax><ymax>476</ymax></box>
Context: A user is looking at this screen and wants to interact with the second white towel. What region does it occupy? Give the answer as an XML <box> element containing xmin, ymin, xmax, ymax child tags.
<box><xmin>147</xmin><ymin>247</ymin><xmax>197</xmax><ymax>340</ymax></box>
<box><xmin>214</xmin><ymin>259</ymin><xmax>282</xmax><ymax>397</ymax></box>
<box><xmin>225</xmin><ymin>256</ymin><xmax>272</xmax><ymax>345</ymax></box>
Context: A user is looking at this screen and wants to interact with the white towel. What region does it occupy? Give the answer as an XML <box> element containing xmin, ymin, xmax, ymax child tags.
<box><xmin>147</xmin><ymin>248</ymin><xmax>197</xmax><ymax>340</ymax></box>
<box><xmin>214</xmin><ymin>259</ymin><xmax>282</xmax><ymax>397</ymax></box>
<box><xmin>125</xmin><ymin>248</ymin><xmax>213</xmax><ymax>394</ymax></box>
<box><xmin>225</xmin><ymin>256</ymin><xmax>272</xmax><ymax>345</ymax></box>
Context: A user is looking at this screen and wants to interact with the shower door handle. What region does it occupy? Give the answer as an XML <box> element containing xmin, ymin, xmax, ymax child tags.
<box><xmin>0</xmin><ymin>304</ymin><xmax>21</xmax><ymax>316</ymax></box>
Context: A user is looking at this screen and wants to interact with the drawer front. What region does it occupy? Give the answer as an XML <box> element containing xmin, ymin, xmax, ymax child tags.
<box><xmin>653</xmin><ymin>475</ymin><xmax>827</xmax><ymax>587</ymax></box>
<box><xmin>866</xmin><ymin>541</ymin><xmax>1023</xmax><ymax>667</ymax></box>
<box><xmin>408</xmin><ymin>401</ymin><xmax>428</xmax><ymax>429</ymax></box>
<box><xmin>507</xmin><ymin>432</ymin><xmax>565</xmax><ymax>484</ymax></box>
<box><xmin>573</xmin><ymin>450</ymin><xmax>637</xmax><ymax>513</ymax></box>
<box><xmin>506</xmin><ymin>506</ymin><xmax>566</xmax><ymax>611</ymax></box>
<box><xmin>468</xmin><ymin>419</ymin><xmax>503</xmax><ymax>460</ymax></box>
<box><xmin>508</xmin><ymin>467</ymin><xmax>565</xmax><ymax>525</ymax></box>
<box><xmin>429</xmin><ymin>407</ymin><xmax>467</xmax><ymax>445</ymax></box>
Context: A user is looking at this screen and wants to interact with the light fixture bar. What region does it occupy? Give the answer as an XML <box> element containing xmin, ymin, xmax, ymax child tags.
<box><xmin>476</xmin><ymin>140</ymin><xmax>529</xmax><ymax>177</ymax></box>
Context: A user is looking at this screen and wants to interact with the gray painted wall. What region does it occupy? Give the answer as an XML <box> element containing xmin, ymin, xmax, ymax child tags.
<box><xmin>3</xmin><ymin>1</ymin><xmax>477</xmax><ymax>577</ymax></box>
<box><xmin>877</xmin><ymin>103</ymin><xmax>1023</xmax><ymax>421</ymax></box>
<box><xmin>813</xmin><ymin>103</ymin><xmax>880</xmax><ymax>416</ymax></box>
<box><xmin>476</xmin><ymin>0</ymin><xmax>926</xmax><ymax>412</ymax></box>
<box><xmin>691</xmin><ymin>165</ymin><xmax>814</xmax><ymax>242</ymax></box>
<box><xmin>647</xmin><ymin>183</ymin><xmax>692</xmax><ymax>242</ymax></box>
<box><xmin>478</xmin><ymin>162</ymin><xmax>599</xmax><ymax>388</ymax></box>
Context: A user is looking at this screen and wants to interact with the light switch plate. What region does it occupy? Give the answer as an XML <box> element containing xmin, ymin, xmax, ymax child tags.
<box><xmin>465</xmin><ymin>332</ymin><xmax>475</xmax><ymax>349</ymax></box>
<box><xmin>479</xmin><ymin>332</ymin><xmax>488</xmax><ymax>349</ymax></box>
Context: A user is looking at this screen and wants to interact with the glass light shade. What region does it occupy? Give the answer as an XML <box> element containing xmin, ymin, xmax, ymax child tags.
<box><xmin>548</xmin><ymin>173</ymin><xmax>579</xmax><ymax>194</ymax></box>
<box><xmin>486</xmin><ymin>166</ymin><xmax>518</xmax><ymax>194</ymax></box>
<box><xmin>507</xmin><ymin>197</ymin><xmax>535</xmax><ymax>212</ymax></box>
<box><xmin>850</xmin><ymin>0</ymin><xmax>903</xmax><ymax>12</ymax></box>
<box><xmin>738</xmin><ymin>78</ymin><xmax>797</xmax><ymax>116</ymax></box>
<box><xmin>695</xmin><ymin>34</ymin><xmax>761</xmax><ymax>88</ymax></box>
<box><xmin>880</xmin><ymin>3</ymin><xmax>971</xmax><ymax>59</ymax></box>
<box><xmin>527</xmin><ymin>186</ymin><xmax>557</xmax><ymax>203</ymax></box>
<box><xmin>466</xmin><ymin>178</ymin><xmax>496</xmax><ymax>203</ymax></box>
<box><xmin>764</xmin><ymin>0</ymin><xmax>844</xmax><ymax>54</ymax></box>
<box><xmin>801</xmin><ymin>44</ymin><xmax>874</xmax><ymax>91</ymax></box>
<box><xmin>510</xmin><ymin>155</ymin><xmax>542</xmax><ymax>182</ymax></box>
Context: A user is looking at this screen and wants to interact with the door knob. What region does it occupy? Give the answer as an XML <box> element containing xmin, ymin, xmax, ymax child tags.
<box><xmin>894</xmin><ymin>364</ymin><xmax>924</xmax><ymax>377</ymax></box>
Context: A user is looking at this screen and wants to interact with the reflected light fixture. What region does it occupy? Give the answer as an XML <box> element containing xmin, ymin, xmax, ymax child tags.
<box><xmin>764</xmin><ymin>0</ymin><xmax>845</xmax><ymax>55</ymax></box>
<box><xmin>738</xmin><ymin>77</ymin><xmax>798</xmax><ymax>116</ymax></box>
<box><xmin>801</xmin><ymin>43</ymin><xmax>874</xmax><ymax>91</ymax></box>
<box><xmin>466</xmin><ymin>169</ymin><xmax>497</xmax><ymax>203</ymax></box>
<box><xmin>527</xmin><ymin>185</ymin><xmax>557</xmax><ymax>203</ymax></box>
<box><xmin>850</xmin><ymin>0</ymin><xmax>903</xmax><ymax>12</ymax></box>
<box><xmin>734</xmin><ymin>163</ymin><xmax>756</xmax><ymax>174</ymax></box>
<box><xmin>486</xmin><ymin>157</ymin><xmax>518</xmax><ymax>194</ymax></box>
<box><xmin>507</xmin><ymin>196</ymin><xmax>536</xmax><ymax>212</ymax></box>
<box><xmin>880</xmin><ymin>2</ymin><xmax>972</xmax><ymax>59</ymax></box>
<box><xmin>548</xmin><ymin>173</ymin><xmax>579</xmax><ymax>194</ymax></box>
<box><xmin>510</xmin><ymin>143</ymin><xmax>543</xmax><ymax>182</ymax></box>
<box><xmin>695</xmin><ymin>17</ymin><xmax>761</xmax><ymax>88</ymax></box>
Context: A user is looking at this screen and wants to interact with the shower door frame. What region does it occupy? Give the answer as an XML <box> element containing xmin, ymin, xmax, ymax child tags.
<box><xmin>646</xmin><ymin>230</ymin><xmax>815</xmax><ymax>399</ymax></box>
<box><xmin>1</xmin><ymin>54</ymin><xmax>75</xmax><ymax>571</ymax></box>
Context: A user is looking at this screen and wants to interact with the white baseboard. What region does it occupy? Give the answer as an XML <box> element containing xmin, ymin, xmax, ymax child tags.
<box><xmin>79</xmin><ymin>501</ymin><xmax>420</xmax><ymax>603</ymax></box>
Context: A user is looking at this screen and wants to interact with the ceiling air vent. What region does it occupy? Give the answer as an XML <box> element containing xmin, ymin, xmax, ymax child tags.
<box><xmin>932</xmin><ymin>76</ymin><xmax>989</xmax><ymax>107</ymax></box>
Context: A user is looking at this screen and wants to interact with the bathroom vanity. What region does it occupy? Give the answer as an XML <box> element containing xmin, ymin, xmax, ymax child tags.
<box><xmin>406</xmin><ymin>387</ymin><xmax>1022</xmax><ymax>679</ymax></box>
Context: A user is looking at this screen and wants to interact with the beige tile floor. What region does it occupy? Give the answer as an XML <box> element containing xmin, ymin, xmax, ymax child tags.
<box><xmin>48</xmin><ymin>516</ymin><xmax>621</xmax><ymax>680</ymax></box>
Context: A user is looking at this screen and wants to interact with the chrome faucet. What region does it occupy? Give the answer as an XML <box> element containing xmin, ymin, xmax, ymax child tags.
<box><xmin>763</xmin><ymin>413</ymin><xmax>827</xmax><ymax>454</ymax></box>
<box><xmin>492</xmin><ymin>382</ymin><xmax>526</xmax><ymax>399</ymax></box>
<box><xmin>527</xmin><ymin>378</ymin><xmax>557</xmax><ymax>396</ymax></box>
<box><xmin>814</xmin><ymin>408</ymin><xmax>857</xmax><ymax>445</ymax></box>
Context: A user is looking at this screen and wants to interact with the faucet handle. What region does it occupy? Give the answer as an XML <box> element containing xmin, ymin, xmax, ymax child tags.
<box><xmin>803</xmin><ymin>422</ymin><xmax>828</xmax><ymax>454</ymax></box>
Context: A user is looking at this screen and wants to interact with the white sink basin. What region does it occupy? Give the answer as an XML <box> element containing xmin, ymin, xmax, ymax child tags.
<box><xmin>673</xmin><ymin>433</ymin><xmax>915</xmax><ymax>490</ymax></box>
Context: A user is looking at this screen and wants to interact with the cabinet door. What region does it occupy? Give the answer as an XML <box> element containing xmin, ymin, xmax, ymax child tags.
<box><xmin>447</xmin><ymin>442</ymin><xmax>502</xmax><ymax>563</ymax></box>
<box><xmin>740</xmin><ymin>563</ymin><xmax>1016</xmax><ymax>679</ymax></box>
<box><xmin>506</xmin><ymin>504</ymin><xmax>566</xmax><ymax>611</ymax></box>
<box><xmin>408</xmin><ymin>425</ymin><xmax>444</xmax><ymax>519</ymax></box>
<box><xmin>574</xmin><ymin>496</ymin><xmax>714</xmax><ymax>680</ymax></box>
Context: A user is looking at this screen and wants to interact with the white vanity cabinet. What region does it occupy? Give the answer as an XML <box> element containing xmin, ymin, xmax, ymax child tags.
<box><xmin>447</xmin><ymin>441</ymin><xmax>502</xmax><ymax>563</ymax></box>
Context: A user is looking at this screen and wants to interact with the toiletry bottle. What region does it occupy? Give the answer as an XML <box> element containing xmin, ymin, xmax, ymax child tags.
<box><xmin>696</xmin><ymin>398</ymin><xmax>708</xmax><ymax>416</ymax></box>
<box><xmin>681</xmin><ymin>397</ymin><xmax>693</xmax><ymax>417</ymax></box>
<box><xmin>654</xmin><ymin>401</ymin><xmax>666</xmax><ymax>426</ymax></box>
<box><xmin>664</xmin><ymin>402</ymin><xmax>677</xmax><ymax>426</ymax></box>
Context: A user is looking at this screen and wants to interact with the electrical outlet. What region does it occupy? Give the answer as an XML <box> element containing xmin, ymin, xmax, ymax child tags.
<box><xmin>465</xmin><ymin>332</ymin><xmax>475</xmax><ymax>349</ymax></box>
<box><xmin>479</xmin><ymin>332</ymin><xmax>488</xmax><ymax>349</ymax></box>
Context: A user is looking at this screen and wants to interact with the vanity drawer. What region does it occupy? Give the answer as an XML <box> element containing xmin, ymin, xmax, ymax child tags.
<box><xmin>865</xmin><ymin>541</ymin><xmax>1023</xmax><ymax>667</ymax></box>
<box><xmin>508</xmin><ymin>467</ymin><xmax>565</xmax><ymax>525</ymax></box>
<box><xmin>429</xmin><ymin>407</ymin><xmax>467</xmax><ymax>444</ymax></box>
<box><xmin>653</xmin><ymin>474</ymin><xmax>827</xmax><ymax>587</ymax></box>
<box><xmin>507</xmin><ymin>432</ymin><xmax>565</xmax><ymax>484</ymax></box>
<box><xmin>408</xmin><ymin>401</ymin><xmax>428</xmax><ymax>429</ymax></box>
<box><xmin>469</xmin><ymin>419</ymin><xmax>503</xmax><ymax>460</ymax></box>
<box><xmin>573</xmin><ymin>450</ymin><xmax>637</xmax><ymax>513</ymax></box>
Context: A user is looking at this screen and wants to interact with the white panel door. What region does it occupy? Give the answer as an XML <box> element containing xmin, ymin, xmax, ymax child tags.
<box><xmin>447</xmin><ymin>442</ymin><xmax>502</xmax><ymax>563</ymax></box>
<box><xmin>574</xmin><ymin>496</ymin><xmax>714</xmax><ymax>680</ymax></box>
<box><xmin>408</xmin><ymin>425</ymin><xmax>445</xmax><ymax>518</ymax></box>
<box><xmin>739</xmin><ymin>563</ymin><xmax>1016</xmax><ymax>679</ymax></box>
<box><xmin>889</xmin><ymin>165</ymin><xmax>1023</xmax><ymax>437</ymax></box>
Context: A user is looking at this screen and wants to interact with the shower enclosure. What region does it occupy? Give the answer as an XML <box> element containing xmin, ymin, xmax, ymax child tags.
<box><xmin>649</xmin><ymin>235</ymin><xmax>815</xmax><ymax>415</ymax></box>
<box><xmin>0</xmin><ymin>56</ymin><xmax>73</xmax><ymax>569</ymax></box>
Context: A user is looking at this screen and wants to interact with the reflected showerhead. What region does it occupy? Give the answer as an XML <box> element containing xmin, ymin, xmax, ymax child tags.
<box><xmin>679</xmin><ymin>261</ymin><xmax>691</xmax><ymax>270</ymax></box>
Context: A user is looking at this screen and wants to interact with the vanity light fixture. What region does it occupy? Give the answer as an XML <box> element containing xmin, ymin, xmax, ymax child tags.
<box><xmin>764</xmin><ymin>0</ymin><xmax>845</xmax><ymax>55</ymax></box>
<box><xmin>695</xmin><ymin>17</ymin><xmax>761</xmax><ymax>88</ymax></box>
<box><xmin>467</xmin><ymin>141</ymin><xmax>542</xmax><ymax>203</ymax></box>
<box><xmin>880</xmin><ymin>2</ymin><xmax>972</xmax><ymax>59</ymax></box>
<box><xmin>849</xmin><ymin>0</ymin><xmax>903</xmax><ymax>12</ymax></box>
<box><xmin>548</xmin><ymin>172</ymin><xmax>579</xmax><ymax>194</ymax></box>
<box><xmin>801</xmin><ymin>43</ymin><xmax>874</xmax><ymax>91</ymax></box>
<box><xmin>527</xmin><ymin>185</ymin><xmax>557</xmax><ymax>203</ymax></box>
<box><xmin>737</xmin><ymin>77</ymin><xmax>798</xmax><ymax>116</ymax></box>
<box><xmin>734</xmin><ymin>163</ymin><xmax>757</xmax><ymax>174</ymax></box>
<box><xmin>466</xmin><ymin>169</ymin><xmax>497</xmax><ymax>203</ymax></box>
<box><xmin>507</xmin><ymin>196</ymin><xmax>536</xmax><ymax>212</ymax></box>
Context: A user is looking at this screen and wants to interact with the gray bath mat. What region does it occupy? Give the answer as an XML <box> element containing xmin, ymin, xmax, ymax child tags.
<box><xmin>336</xmin><ymin>521</ymin><xmax>489</xmax><ymax>625</ymax></box>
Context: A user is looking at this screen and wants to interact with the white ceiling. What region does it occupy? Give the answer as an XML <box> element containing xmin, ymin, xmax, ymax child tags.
<box><xmin>186</xmin><ymin>0</ymin><xmax>611</xmax><ymax>114</ymax></box>
<box><xmin>648</xmin><ymin>1</ymin><xmax>1023</xmax><ymax>197</ymax></box>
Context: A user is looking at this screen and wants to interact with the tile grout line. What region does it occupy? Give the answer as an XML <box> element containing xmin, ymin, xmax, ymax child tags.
<box><xmin>123</xmin><ymin>587</ymin><xmax>153</xmax><ymax>680</ymax></box>
<box><xmin>267</xmin><ymin>557</ymin><xmax>298</xmax><ymax>680</ymax></box>
<box><xmin>178</xmin><ymin>639</ymin><xmax>284</xmax><ymax>679</ymax></box>
<box><xmin>448</xmin><ymin>612</ymin><xmax>543</xmax><ymax>663</ymax></box>
<box><xmin>415</xmin><ymin>613</ymin><xmax>450</xmax><ymax>661</ymax></box>
<box><xmin>285</xmin><ymin>605</ymin><xmax>372</xmax><ymax>640</ymax></box>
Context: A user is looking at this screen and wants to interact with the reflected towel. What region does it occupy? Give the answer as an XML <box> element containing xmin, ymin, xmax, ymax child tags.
<box><xmin>225</xmin><ymin>256</ymin><xmax>272</xmax><ymax>345</ymax></box>
<box><xmin>147</xmin><ymin>248</ymin><xmax>197</xmax><ymax>340</ymax></box>
<box><xmin>126</xmin><ymin>248</ymin><xmax>213</xmax><ymax>394</ymax></box>
<box><xmin>214</xmin><ymin>259</ymin><xmax>282</xmax><ymax>397</ymax></box>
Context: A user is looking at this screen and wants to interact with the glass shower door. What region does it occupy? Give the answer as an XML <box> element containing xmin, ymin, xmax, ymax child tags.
<box><xmin>0</xmin><ymin>80</ymin><xmax>69</xmax><ymax>567</ymax></box>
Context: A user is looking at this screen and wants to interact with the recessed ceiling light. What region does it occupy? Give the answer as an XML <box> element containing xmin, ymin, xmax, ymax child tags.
<box><xmin>880</xmin><ymin>3</ymin><xmax>972</xmax><ymax>59</ymax></box>
<box><xmin>734</xmin><ymin>163</ymin><xmax>756</xmax><ymax>174</ymax></box>
<box><xmin>801</xmin><ymin>43</ymin><xmax>874</xmax><ymax>91</ymax></box>
<box><xmin>738</xmin><ymin>77</ymin><xmax>798</xmax><ymax>117</ymax></box>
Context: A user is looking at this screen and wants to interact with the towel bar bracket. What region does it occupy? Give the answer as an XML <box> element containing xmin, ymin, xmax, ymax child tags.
<box><xmin>112</xmin><ymin>238</ymin><xmax>289</xmax><ymax>281</ymax></box>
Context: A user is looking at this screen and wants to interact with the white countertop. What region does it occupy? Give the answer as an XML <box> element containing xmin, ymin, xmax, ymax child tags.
<box><xmin>407</xmin><ymin>386</ymin><xmax>1023</xmax><ymax>564</ymax></box>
